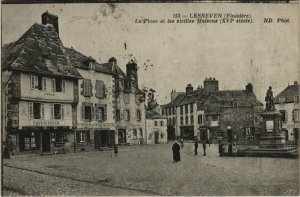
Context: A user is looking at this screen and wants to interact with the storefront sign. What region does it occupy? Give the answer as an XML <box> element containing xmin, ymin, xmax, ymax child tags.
<box><xmin>76</xmin><ymin>122</ymin><xmax>115</xmax><ymax>128</ymax></box>
<box><xmin>283</xmin><ymin>123</ymin><xmax>300</xmax><ymax>129</ymax></box>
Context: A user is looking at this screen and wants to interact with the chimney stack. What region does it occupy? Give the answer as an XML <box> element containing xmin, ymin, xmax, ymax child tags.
<box><xmin>42</xmin><ymin>11</ymin><xmax>59</xmax><ymax>36</ymax></box>
<box><xmin>186</xmin><ymin>84</ymin><xmax>193</xmax><ymax>95</ymax></box>
<box><xmin>246</xmin><ymin>83</ymin><xmax>253</xmax><ymax>92</ymax></box>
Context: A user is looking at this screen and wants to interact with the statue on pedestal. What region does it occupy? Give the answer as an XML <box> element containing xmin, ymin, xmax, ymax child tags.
<box><xmin>265</xmin><ymin>86</ymin><xmax>275</xmax><ymax>111</ymax></box>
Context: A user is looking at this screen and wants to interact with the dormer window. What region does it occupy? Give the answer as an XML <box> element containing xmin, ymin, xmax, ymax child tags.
<box><xmin>89</xmin><ymin>61</ymin><xmax>95</xmax><ymax>70</ymax></box>
<box><xmin>279</xmin><ymin>97</ymin><xmax>286</xmax><ymax>103</ymax></box>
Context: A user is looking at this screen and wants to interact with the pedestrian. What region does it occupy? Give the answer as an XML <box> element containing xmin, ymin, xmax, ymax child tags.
<box><xmin>172</xmin><ymin>140</ymin><xmax>181</xmax><ymax>162</ymax></box>
<box><xmin>113</xmin><ymin>145</ymin><xmax>118</xmax><ymax>157</ymax></box>
<box><xmin>218</xmin><ymin>139</ymin><xmax>225</xmax><ymax>157</ymax></box>
<box><xmin>194</xmin><ymin>141</ymin><xmax>198</xmax><ymax>155</ymax></box>
<box><xmin>202</xmin><ymin>140</ymin><xmax>207</xmax><ymax>156</ymax></box>
<box><xmin>232</xmin><ymin>142</ymin><xmax>238</xmax><ymax>156</ymax></box>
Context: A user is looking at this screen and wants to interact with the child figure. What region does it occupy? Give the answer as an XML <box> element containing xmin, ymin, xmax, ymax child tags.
<box><xmin>232</xmin><ymin>142</ymin><xmax>238</xmax><ymax>156</ymax></box>
<box><xmin>113</xmin><ymin>145</ymin><xmax>118</xmax><ymax>157</ymax></box>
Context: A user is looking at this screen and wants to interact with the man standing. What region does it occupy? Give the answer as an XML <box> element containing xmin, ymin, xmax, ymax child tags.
<box><xmin>194</xmin><ymin>141</ymin><xmax>198</xmax><ymax>155</ymax></box>
<box><xmin>172</xmin><ymin>141</ymin><xmax>181</xmax><ymax>162</ymax></box>
<box><xmin>202</xmin><ymin>140</ymin><xmax>207</xmax><ymax>156</ymax></box>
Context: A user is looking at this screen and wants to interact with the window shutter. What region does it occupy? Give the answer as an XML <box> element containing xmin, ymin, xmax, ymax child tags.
<box><xmin>87</xmin><ymin>131</ymin><xmax>91</xmax><ymax>142</ymax></box>
<box><xmin>95</xmin><ymin>81</ymin><xmax>99</xmax><ymax>97</ymax></box>
<box><xmin>100</xmin><ymin>81</ymin><xmax>105</xmax><ymax>98</ymax></box>
<box><xmin>76</xmin><ymin>131</ymin><xmax>80</xmax><ymax>143</ymax></box>
<box><xmin>91</xmin><ymin>106</ymin><xmax>95</xmax><ymax>121</ymax></box>
<box><xmin>81</xmin><ymin>105</ymin><xmax>85</xmax><ymax>120</ymax></box>
<box><xmin>30</xmin><ymin>75</ymin><xmax>34</xmax><ymax>89</ymax></box>
<box><xmin>41</xmin><ymin>103</ymin><xmax>45</xmax><ymax>119</ymax></box>
<box><xmin>104</xmin><ymin>105</ymin><xmax>107</xmax><ymax>121</ymax></box>
<box><xmin>61</xmin><ymin>104</ymin><xmax>65</xmax><ymax>119</ymax></box>
<box><xmin>52</xmin><ymin>79</ymin><xmax>56</xmax><ymax>92</ymax></box>
<box><xmin>84</xmin><ymin>80</ymin><xmax>87</xmax><ymax>96</ymax></box>
<box><xmin>95</xmin><ymin>107</ymin><xmax>99</xmax><ymax>120</ymax></box>
<box><xmin>42</xmin><ymin>78</ymin><xmax>47</xmax><ymax>91</ymax></box>
<box><xmin>285</xmin><ymin>111</ymin><xmax>288</xmax><ymax>122</ymax></box>
<box><xmin>29</xmin><ymin>102</ymin><xmax>33</xmax><ymax>119</ymax></box>
<box><xmin>62</xmin><ymin>80</ymin><xmax>66</xmax><ymax>93</ymax></box>
<box><xmin>90</xmin><ymin>81</ymin><xmax>93</xmax><ymax>96</ymax></box>
<box><xmin>34</xmin><ymin>76</ymin><xmax>38</xmax><ymax>89</ymax></box>
<box><xmin>81</xmin><ymin>80</ymin><xmax>84</xmax><ymax>95</ymax></box>
<box><xmin>50</xmin><ymin>104</ymin><xmax>54</xmax><ymax>119</ymax></box>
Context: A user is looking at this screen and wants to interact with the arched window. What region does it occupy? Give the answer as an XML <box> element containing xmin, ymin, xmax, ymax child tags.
<box><xmin>185</xmin><ymin>116</ymin><xmax>189</xmax><ymax>125</ymax></box>
<box><xmin>191</xmin><ymin>115</ymin><xmax>194</xmax><ymax>124</ymax></box>
<box><xmin>198</xmin><ymin>114</ymin><xmax>203</xmax><ymax>125</ymax></box>
<box><xmin>180</xmin><ymin>117</ymin><xmax>183</xmax><ymax>125</ymax></box>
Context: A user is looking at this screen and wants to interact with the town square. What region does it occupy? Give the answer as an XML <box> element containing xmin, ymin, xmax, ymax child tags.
<box><xmin>1</xmin><ymin>3</ymin><xmax>299</xmax><ymax>196</ymax></box>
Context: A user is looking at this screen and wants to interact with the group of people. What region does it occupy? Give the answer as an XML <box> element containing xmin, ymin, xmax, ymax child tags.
<box><xmin>172</xmin><ymin>139</ymin><xmax>209</xmax><ymax>162</ymax></box>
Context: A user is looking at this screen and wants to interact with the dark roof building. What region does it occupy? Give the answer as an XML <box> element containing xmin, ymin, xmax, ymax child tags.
<box><xmin>146</xmin><ymin>110</ymin><xmax>166</xmax><ymax>119</ymax></box>
<box><xmin>274</xmin><ymin>81</ymin><xmax>300</xmax><ymax>104</ymax></box>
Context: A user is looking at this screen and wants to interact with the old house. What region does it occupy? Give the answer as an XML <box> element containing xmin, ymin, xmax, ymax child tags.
<box><xmin>145</xmin><ymin>110</ymin><xmax>167</xmax><ymax>144</ymax></box>
<box><xmin>103</xmin><ymin>58</ymin><xmax>146</xmax><ymax>145</ymax></box>
<box><xmin>198</xmin><ymin>83</ymin><xmax>263</xmax><ymax>142</ymax></box>
<box><xmin>1</xmin><ymin>12</ymin><xmax>82</xmax><ymax>153</ymax></box>
<box><xmin>274</xmin><ymin>81</ymin><xmax>299</xmax><ymax>141</ymax></box>
<box><xmin>65</xmin><ymin>47</ymin><xmax>116</xmax><ymax>150</ymax></box>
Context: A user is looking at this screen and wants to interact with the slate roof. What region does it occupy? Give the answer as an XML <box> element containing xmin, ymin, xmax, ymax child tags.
<box><xmin>274</xmin><ymin>84</ymin><xmax>300</xmax><ymax>104</ymax></box>
<box><xmin>177</xmin><ymin>89</ymin><xmax>206</xmax><ymax>106</ymax></box>
<box><xmin>161</xmin><ymin>93</ymin><xmax>186</xmax><ymax>109</ymax></box>
<box><xmin>200</xmin><ymin>90</ymin><xmax>263</xmax><ymax>108</ymax></box>
<box><xmin>65</xmin><ymin>47</ymin><xmax>114</xmax><ymax>75</ymax></box>
<box><xmin>146</xmin><ymin>110</ymin><xmax>166</xmax><ymax>119</ymax></box>
<box><xmin>1</xmin><ymin>23</ymin><xmax>81</xmax><ymax>79</ymax></box>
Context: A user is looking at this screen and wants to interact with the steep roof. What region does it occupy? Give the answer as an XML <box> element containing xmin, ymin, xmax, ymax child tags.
<box><xmin>178</xmin><ymin>89</ymin><xmax>206</xmax><ymax>106</ymax></box>
<box><xmin>146</xmin><ymin>110</ymin><xmax>166</xmax><ymax>119</ymax></box>
<box><xmin>65</xmin><ymin>47</ymin><xmax>114</xmax><ymax>75</ymax></box>
<box><xmin>202</xmin><ymin>90</ymin><xmax>263</xmax><ymax>107</ymax></box>
<box><xmin>161</xmin><ymin>93</ymin><xmax>185</xmax><ymax>108</ymax></box>
<box><xmin>274</xmin><ymin>84</ymin><xmax>299</xmax><ymax>104</ymax></box>
<box><xmin>1</xmin><ymin>23</ymin><xmax>81</xmax><ymax>79</ymax></box>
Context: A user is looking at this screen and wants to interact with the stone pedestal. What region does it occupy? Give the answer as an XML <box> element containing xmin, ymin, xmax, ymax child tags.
<box><xmin>259</xmin><ymin>110</ymin><xmax>286</xmax><ymax>149</ymax></box>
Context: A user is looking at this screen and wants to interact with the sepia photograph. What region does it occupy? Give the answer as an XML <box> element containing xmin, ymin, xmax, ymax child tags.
<box><xmin>1</xmin><ymin>2</ymin><xmax>299</xmax><ymax>196</ymax></box>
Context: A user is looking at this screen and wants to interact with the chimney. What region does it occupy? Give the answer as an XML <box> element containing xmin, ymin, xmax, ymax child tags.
<box><xmin>204</xmin><ymin>77</ymin><xmax>219</xmax><ymax>94</ymax></box>
<box><xmin>42</xmin><ymin>11</ymin><xmax>59</xmax><ymax>36</ymax></box>
<box><xmin>246</xmin><ymin>83</ymin><xmax>253</xmax><ymax>92</ymax></box>
<box><xmin>171</xmin><ymin>90</ymin><xmax>180</xmax><ymax>101</ymax></box>
<box><xmin>109</xmin><ymin>57</ymin><xmax>117</xmax><ymax>72</ymax></box>
<box><xmin>186</xmin><ymin>84</ymin><xmax>193</xmax><ymax>94</ymax></box>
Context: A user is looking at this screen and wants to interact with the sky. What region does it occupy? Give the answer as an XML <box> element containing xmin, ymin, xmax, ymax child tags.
<box><xmin>1</xmin><ymin>3</ymin><xmax>299</xmax><ymax>105</ymax></box>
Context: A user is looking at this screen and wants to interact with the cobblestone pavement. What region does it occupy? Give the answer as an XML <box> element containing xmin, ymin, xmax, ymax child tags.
<box><xmin>3</xmin><ymin>143</ymin><xmax>299</xmax><ymax>196</ymax></box>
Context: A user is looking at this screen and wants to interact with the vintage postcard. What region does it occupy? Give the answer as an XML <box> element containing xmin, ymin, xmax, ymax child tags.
<box><xmin>1</xmin><ymin>1</ymin><xmax>299</xmax><ymax>196</ymax></box>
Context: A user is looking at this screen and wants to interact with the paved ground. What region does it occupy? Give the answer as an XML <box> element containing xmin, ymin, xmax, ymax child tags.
<box><xmin>2</xmin><ymin>142</ymin><xmax>299</xmax><ymax>196</ymax></box>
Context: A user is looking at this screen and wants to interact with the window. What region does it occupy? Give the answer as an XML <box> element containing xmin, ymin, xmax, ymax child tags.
<box><xmin>52</xmin><ymin>78</ymin><xmax>65</xmax><ymax>92</ymax></box>
<box><xmin>42</xmin><ymin>77</ymin><xmax>47</xmax><ymax>91</ymax></box>
<box><xmin>51</xmin><ymin>131</ymin><xmax>68</xmax><ymax>143</ymax></box>
<box><xmin>81</xmin><ymin>79</ymin><xmax>92</xmax><ymax>97</ymax></box>
<box><xmin>155</xmin><ymin>121</ymin><xmax>158</xmax><ymax>126</ymax></box>
<box><xmin>139</xmin><ymin>129</ymin><xmax>143</xmax><ymax>138</ymax></box>
<box><xmin>190</xmin><ymin>115</ymin><xmax>194</xmax><ymax>124</ymax></box>
<box><xmin>185</xmin><ymin>105</ymin><xmax>188</xmax><ymax>114</ymax></box>
<box><xmin>173</xmin><ymin>117</ymin><xmax>176</xmax><ymax>125</ymax></box>
<box><xmin>169</xmin><ymin>108</ymin><xmax>171</xmax><ymax>115</ymax></box>
<box><xmin>245</xmin><ymin>112</ymin><xmax>251</xmax><ymax>121</ymax></box>
<box><xmin>137</xmin><ymin>110</ymin><xmax>141</xmax><ymax>121</ymax></box>
<box><xmin>95</xmin><ymin>107</ymin><xmax>104</xmax><ymax>121</ymax></box>
<box><xmin>295</xmin><ymin>96</ymin><xmax>299</xmax><ymax>104</ymax></box>
<box><xmin>160</xmin><ymin>121</ymin><xmax>164</xmax><ymax>126</ymax></box>
<box><xmin>50</xmin><ymin>104</ymin><xmax>64</xmax><ymax>119</ymax></box>
<box><xmin>132</xmin><ymin>129</ymin><xmax>137</xmax><ymax>139</ymax></box>
<box><xmin>279</xmin><ymin>110</ymin><xmax>287</xmax><ymax>122</ymax></box>
<box><xmin>116</xmin><ymin>109</ymin><xmax>121</xmax><ymax>121</ymax></box>
<box><xmin>162</xmin><ymin>109</ymin><xmax>165</xmax><ymax>116</ymax></box>
<box><xmin>233</xmin><ymin>101</ymin><xmax>239</xmax><ymax>107</ymax></box>
<box><xmin>76</xmin><ymin>131</ymin><xmax>90</xmax><ymax>143</ymax></box>
<box><xmin>29</xmin><ymin>102</ymin><xmax>44</xmax><ymax>119</ymax></box>
<box><xmin>30</xmin><ymin>75</ymin><xmax>43</xmax><ymax>90</ymax></box>
<box><xmin>125</xmin><ymin>110</ymin><xmax>130</xmax><ymax>121</ymax></box>
<box><xmin>185</xmin><ymin>116</ymin><xmax>189</xmax><ymax>124</ymax></box>
<box><xmin>190</xmin><ymin>104</ymin><xmax>193</xmax><ymax>113</ymax></box>
<box><xmin>279</xmin><ymin>97</ymin><xmax>286</xmax><ymax>103</ymax></box>
<box><xmin>95</xmin><ymin>80</ymin><xmax>105</xmax><ymax>98</ymax></box>
<box><xmin>293</xmin><ymin>109</ymin><xmax>299</xmax><ymax>123</ymax></box>
<box><xmin>198</xmin><ymin>114</ymin><xmax>203</xmax><ymax>125</ymax></box>
<box><xmin>212</xmin><ymin>115</ymin><xmax>218</xmax><ymax>121</ymax></box>
<box><xmin>84</xmin><ymin>106</ymin><xmax>92</xmax><ymax>121</ymax></box>
<box><xmin>180</xmin><ymin>106</ymin><xmax>183</xmax><ymax>115</ymax></box>
<box><xmin>180</xmin><ymin>117</ymin><xmax>183</xmax><ymax>125</ymax></box>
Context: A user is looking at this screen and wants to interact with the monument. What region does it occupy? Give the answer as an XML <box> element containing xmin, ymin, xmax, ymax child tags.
<box><xmin>259</xmin><ymin>86</ymin><xmax>286</xmax><ymax>148</ymax></box>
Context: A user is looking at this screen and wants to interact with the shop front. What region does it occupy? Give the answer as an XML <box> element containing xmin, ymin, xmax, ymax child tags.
<box><xmin>180</xmin><ymin>126</ymin><xmax>194</xmax><ymax>140</ymax></box>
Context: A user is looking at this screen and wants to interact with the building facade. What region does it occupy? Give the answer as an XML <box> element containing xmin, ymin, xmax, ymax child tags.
<box><xmin>274</xmin><ymin>81</ymin><xmax>300</xmax><ymax>141</ymax></box>
<box><xmin>145</xmin><ymin>110</ymin><xmax>167</xmax><ymax>144</ymax></box>
<box><xmin>1</xmin><ymin>14</ymin><xmax>82</xmax><ymax>153</ymax></box>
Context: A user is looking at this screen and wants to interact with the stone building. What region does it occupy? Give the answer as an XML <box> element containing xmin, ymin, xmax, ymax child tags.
<box><xmin>145</xmin><ymin>110</ymin><xmax>167</xmax><ymax>144</ymax></box>
<box><xmin>198</xmin><ymin>83</ymin><xmax>263</xmax><ymax>143</ymax></box>
<box><xmin>161</xmin><ymin>91</ymin><xmax>185</xmax><ymax>140</ymax></box>
<box><xmin>103</xmin><ymin>58</ymin><xmax>146</xmax><ymax>145</ymax></box>
<box><xmin>274</xmin><ymin>81</ymin><xmax>299</xmax><ymax>141</ymax></box>
<box><xmin>1</xmin><ymin>12</ymin><xmax>82</xmax><ymax>153</ymax></box>
<box><xmin>65</xmin><ymin>47</ymin><xmax>116</xmax><ymax>150</ymax></box>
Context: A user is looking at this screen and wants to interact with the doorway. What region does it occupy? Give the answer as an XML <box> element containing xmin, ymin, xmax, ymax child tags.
<box><xmin>42</xmin><ymin>131</ymin><xmax>50</xmax><ymax>152</ymax></box>
<box><xmin>155</xmin><ymin>132</ymin><xmax>159</xmax><ymax>144</ymax></box>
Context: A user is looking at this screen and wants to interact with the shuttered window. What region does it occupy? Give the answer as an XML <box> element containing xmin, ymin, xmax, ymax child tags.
<box><xmin>61</xmin><ymin>104</ymin><xmax>65</xmax><ymax>119</ymax></box>
<box><xmin>81</xmin><ymin>80</ymin><xmax>93</xmax><ymax>97</ymax></box>
<box><xmin>42</xmin><ymin>78</ymin><xmax>47</xmax><ymax>91</ymax></box>
<box><xmin>41</xmin><ymin>103</ymin><xmax>45</xmax><ymax>119</ymax></box>
<box><xmin>52</xmin><ymin>79</ymin><xmax>56</xmax><ymax>92</ymax></box>
<box><xmin>50</xmin><ymin>104</ymin><xmax>54</xmax><ymax>119</ymax></box>
<box><xmin>95</xmin><ymin>80</ymin><xmax>105</xmax><ymax>98</ymax></box>
<box><xmin>62</xmin><ymin>80</ymin><xmax>66</xmax><ymax>93</ymax></box>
